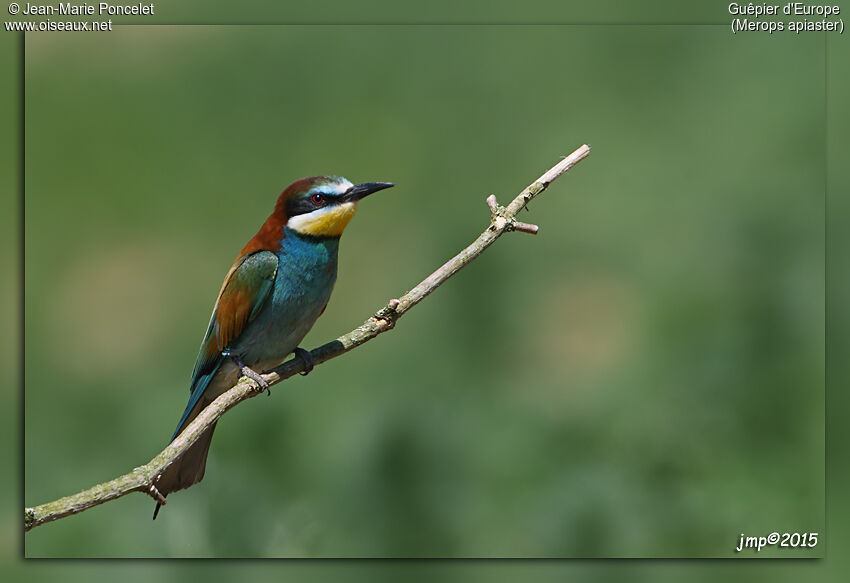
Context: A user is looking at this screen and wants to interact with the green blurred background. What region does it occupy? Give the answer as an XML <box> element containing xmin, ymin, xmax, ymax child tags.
<box><xmin>20</xmin><ymin>23</ymin><xmax>825</xmax><ymax>559</ymax></box>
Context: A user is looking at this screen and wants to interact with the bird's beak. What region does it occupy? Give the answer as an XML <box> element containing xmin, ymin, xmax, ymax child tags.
<box><xmin>341</xmin><ymin>182</ymin><xmax>394</xmax><ymax>202</ymax></box>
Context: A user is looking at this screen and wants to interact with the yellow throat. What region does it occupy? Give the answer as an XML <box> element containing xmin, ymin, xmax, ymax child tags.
<box><xmin>287</xmin><ymin>202</ymin><xmax>357</xmax><ymax>237</ymax></box>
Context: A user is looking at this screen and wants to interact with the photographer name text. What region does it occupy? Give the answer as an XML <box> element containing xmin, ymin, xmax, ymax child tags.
<box><xmin>16</xmin><ymin>2</ymin><xmax>153</xmax><ymax>16</ymax></box>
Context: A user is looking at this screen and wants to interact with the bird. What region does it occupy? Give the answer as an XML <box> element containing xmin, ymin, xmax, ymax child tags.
<box><xmin>152</xmin><ymin>176</ymin><xmax>394</xmax><ymax>519</ymax></box>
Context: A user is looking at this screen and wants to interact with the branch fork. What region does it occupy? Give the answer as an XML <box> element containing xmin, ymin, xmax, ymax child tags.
<box><xmin>24</xmin><ymin>144</ymin><xmax>591</xmax><ymax>532</ymax></box>
<box><xmin>487</xmin><ymin>194</ymin><xmax>539</xmax><ymax>235</ymax></box>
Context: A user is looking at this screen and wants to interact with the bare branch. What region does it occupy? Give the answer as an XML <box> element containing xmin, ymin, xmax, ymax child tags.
<box><xmin>24</xmin><ymin>145</ymin><xmax>591</xmax><ymax>532</ymax></box>
<box><xmin>535</xmin><ymin>144</ymin><xmax>592</xmax><ymax>187</ymax></box>
<box><xmin>511</xmin><ymin>221</ymin><xmax>539</xmax><ymax>235</ymax></box>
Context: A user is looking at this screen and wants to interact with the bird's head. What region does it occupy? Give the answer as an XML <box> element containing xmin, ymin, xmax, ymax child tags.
<box><xmin>281</xmin><ymin>176</ymin><xmax>394</xmax><ymax>238</ymax></box>
<box><xmin>241</xmin><ymin>175</ymin><xmax>393</xmax><ymax>256</ymax></box>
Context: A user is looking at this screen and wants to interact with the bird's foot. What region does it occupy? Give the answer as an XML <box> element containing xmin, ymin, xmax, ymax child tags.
<box><xmin>294</xmin><ymin>347</ymin><xmax>314</xmax><ymax>376</ymax></box>
<box><xmin>231</xmin><ymin>354</ymin><xmax>271</xmax><ymax>395</ymax></box>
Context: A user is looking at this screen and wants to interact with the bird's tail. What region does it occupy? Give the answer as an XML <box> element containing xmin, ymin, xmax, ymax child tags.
<box><xmin>152</xmin><ymin>417</ymin><xmax>218</xmax><ymax>520</ymax></box>
<box><xmin>153</xmin><ymin>361</ymin><xmax>225</xmax><ymax>519</ymax></box>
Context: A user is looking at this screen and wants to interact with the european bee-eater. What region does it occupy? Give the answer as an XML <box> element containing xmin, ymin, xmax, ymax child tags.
<box><xmin>153</xmin><ymin>176</ymin><xmax>394</xmax><ymax>519</ymax></box>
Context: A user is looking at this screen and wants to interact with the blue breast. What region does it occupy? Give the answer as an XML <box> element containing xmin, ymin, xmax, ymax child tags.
<box><xmin>233</xmin><ymin>227</ymin><xmax>340</xmax><ymax>369</ymax></box>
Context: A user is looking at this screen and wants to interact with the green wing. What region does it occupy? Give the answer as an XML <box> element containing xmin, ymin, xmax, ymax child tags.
<box><xmin>172</xmin><ymin>250</ymin><xmax>278</xmax><ymax>439</ymax></box>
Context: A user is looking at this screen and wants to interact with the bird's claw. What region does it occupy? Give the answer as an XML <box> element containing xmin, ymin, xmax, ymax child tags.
<box><xmin>294</xmin><ymin>347</ymin><xmax>314</xmax><ymax>376</ymax></box>
<box><xmin>231</xmin><ymin>354</ymin><xmax>271</xmax><ymax>395</ymax></box>
<box><xmin>242</xmin><ymin>367</ymin><xmax>271</xmax><ymax>395</ymax></box>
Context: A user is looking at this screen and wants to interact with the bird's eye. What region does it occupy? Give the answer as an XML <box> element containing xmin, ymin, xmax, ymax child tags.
<box><xmin>311</xmin><ymin>193</ymin><xmax>324</xmax><ymax>205</ymax></box>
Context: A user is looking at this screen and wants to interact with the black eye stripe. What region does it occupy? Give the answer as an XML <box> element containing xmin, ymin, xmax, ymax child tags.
<box><xmin>286</xmin><ymin>191</ymin><xmax>336</xmax><ymax>217</ymax></box>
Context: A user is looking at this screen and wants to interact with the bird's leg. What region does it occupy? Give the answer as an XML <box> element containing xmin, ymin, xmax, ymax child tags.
<box><xmin>228</xmin><ymin>352</ymin><xmax>271</xmax><ymax>395</ymax></box>
<box><xmin>294</xmin><ymin>347</ymin><xmax>314</xmax><ymax>376</ymax></box>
